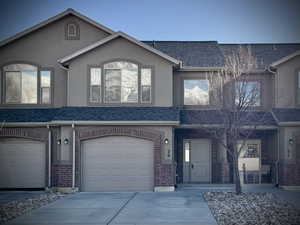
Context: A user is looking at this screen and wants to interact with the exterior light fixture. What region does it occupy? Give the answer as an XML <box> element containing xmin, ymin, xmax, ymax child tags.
<box><xmin>64</xmin><ymin>138</ymin><xmax>69</xmax><ymax>145</ymax></box>
<box><xmin>164</xmin><ymin>138</ymin><xmax>169</xmax><ymax>145</ymax></box>
<box><xmin>289</xmin><ymin>138</ymin><xmax>294</xmax><ymax>145</ymax></box>
<box><xmin>57</xmin><ymin>139</ymin><xmax>61</xmax><ymax>145</ymax></box>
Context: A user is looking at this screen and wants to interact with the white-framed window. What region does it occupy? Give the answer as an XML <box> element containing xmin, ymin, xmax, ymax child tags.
<box><xmin>141</xmin><ymin>68</ymin><xmax>152</xmax><ymax>103</ymax></box>
<box><xmin>235</xmin><ymin>80</ymin><xmax>261</xmax><ymax>107</ymax></box>
<box><xmin>2</xmin><ymin>64</ymin><xmax>52</xmax><ymax>104</ymax></box>
<box><xmin>89</xmin><ymin>61</ymin><xmax>152</xmax><ymax>104</ymax></box>
<box><xmin>89</xmin><ymin>68</ymin><xmax>102</xmax><ymax>103</ymax></box>
<box><xmin>40</xmin><ymin>70</ymin><xmax>51</xmax><ymax>104</ymax></box>
<box><xmin>184</xmin><ymin>79</ymin><xmax>209</xmax><ymax>105</ymax></box>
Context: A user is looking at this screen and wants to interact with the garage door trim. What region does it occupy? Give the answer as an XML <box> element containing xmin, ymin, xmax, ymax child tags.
<box><xmin>0</xmin><ymin>128</ymin><xmax>49</xmax><ymax>189</ymax></box>
<box><xmin>76</xmin><ymin>127</ymin><xmax>165</xmax><ymax>190</ymax></box>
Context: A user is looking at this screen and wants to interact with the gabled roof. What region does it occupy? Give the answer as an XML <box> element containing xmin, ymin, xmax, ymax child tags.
<box><xmin>0</xmin><ymin>8</ymin><xmax>114</xmax><ymax>48</ymax></box>
<box><xmin>220</xmin><ymin>44</ymin><xmax>300</xmax><ymax>69</ymax></box>
<box><xmin>142</xmin><ymin>41</ymin><xmax>224</xmax><ymax>67</ymax></box>
<box><xmin>270</xmin><ymin>50</ymin><xmax>300</xmax><ymax>67</ymax></box>
<box><xmin>58</xmin><ymin>32</ymin><xmax>182</xmax><ymax>65</ymax></box>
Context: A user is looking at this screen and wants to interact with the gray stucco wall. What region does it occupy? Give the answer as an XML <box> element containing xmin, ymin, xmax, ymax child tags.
<box><xmin>275</xmin><ymin>55</ymin><xmax>300</xmax><ymax>108</ymax></box>
<box><xmin>67</xmin><ymin>37</ymin><xmax>174</xmax><ymax>106</ymax></box>
<box><xmin>0</xmin><ymin>15</ymin><xmax>110</xmax><ymax>107</ymax></box>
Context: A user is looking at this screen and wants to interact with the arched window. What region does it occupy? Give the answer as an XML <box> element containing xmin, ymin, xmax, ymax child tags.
<box><xmin>89</xmin><ymin>61</ymin><xmax>152</xmax><ymax>104</ymax></box>
<box><xmin>65</xmin><ymin>22</ymin><xmax>80</xmax><ymax>40</ymax></box>
<box><xmin>104</xmin><ymin>61</ymin><xmax>138</xmax><ymax>103</ymax></box>
<box><xmin>2</xmin><ymin>63</ymin><xmax>52</xmax><ymax>104</ymax></box>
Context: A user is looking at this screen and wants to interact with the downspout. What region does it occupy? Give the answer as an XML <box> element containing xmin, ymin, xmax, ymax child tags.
<box><xmin>47</xmin><ymin>125</ymin><xmax>51</xmax><ymax>188</ymax></box>
<box><xmin>72</xmin><ymin>123</ymin><xmax>76</xmax><ymax>189</ymax></box>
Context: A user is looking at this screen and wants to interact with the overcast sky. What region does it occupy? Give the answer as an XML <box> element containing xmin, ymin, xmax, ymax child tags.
<box><xmin>0</xmin><ymin>0</ymin><xmax>300</xmax><ymax>43</ymax></box>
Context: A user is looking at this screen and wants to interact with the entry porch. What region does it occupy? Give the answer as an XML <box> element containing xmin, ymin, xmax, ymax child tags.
<box><xmin>174</xmin><ymin>128</ymin><xmax>278</xmax><ymax>185</ymax></box>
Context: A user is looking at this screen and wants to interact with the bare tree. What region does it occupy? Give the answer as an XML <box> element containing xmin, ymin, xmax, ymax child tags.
<box><xmin>204</xmin><ymin>46</ymin><xmax>267</xmax><ymax>194</ymax></box>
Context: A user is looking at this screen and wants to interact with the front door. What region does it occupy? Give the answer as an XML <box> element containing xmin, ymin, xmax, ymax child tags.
<box><xmin>183</xmin><ymin>139</ymin><xmax>211</xmax><ymax>183</ymax></box>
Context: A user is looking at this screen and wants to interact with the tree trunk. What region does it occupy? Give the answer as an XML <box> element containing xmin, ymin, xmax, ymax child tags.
<box><xmin>233</xmin><ymin>151</ymin><xmax>242</xmax><ymax>195</ymax></box>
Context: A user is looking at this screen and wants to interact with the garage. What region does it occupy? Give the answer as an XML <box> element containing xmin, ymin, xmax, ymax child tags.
<box><xmin>82</xmin><ymin>136</ymin><xmax>154</xmax><ymax>192</ymax></box>
<box><xmin>0</xmin><ymin>138</ymin><xmax>46</xmax><ymax>188</ymax></box>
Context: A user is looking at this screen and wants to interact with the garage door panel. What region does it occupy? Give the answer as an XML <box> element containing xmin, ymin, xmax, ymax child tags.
<box><xmin>0</xmin><ymin>138</ymin><xmax>46</xmax><ymax>188</ymax></box>
<box><xmin>82</xmin><ymin>136</ymin><xmax>154</xmax><ymax>192</ymax></box>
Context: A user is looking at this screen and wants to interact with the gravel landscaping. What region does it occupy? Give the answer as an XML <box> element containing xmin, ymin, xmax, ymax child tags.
<box><xmin>0</xmin><ymin>191</ymin><xmax>66</xmax><ymax>224</ymax></box>
<box><xmin>204</xmin><ymin>192</ymin><xmax>300</xmax><ymax>225</ymax></box>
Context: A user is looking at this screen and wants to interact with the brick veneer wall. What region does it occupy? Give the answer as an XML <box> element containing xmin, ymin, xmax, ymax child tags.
<box><xmin>52</xmin><ymin>164</ymin><xmax>72</xmax><ymax>187</ymax></box>
<box><xmin>279</xmin><ymin>160</ymin><xmax>300</xmax><ymax>186</ymax></box>
<box><xmin>75</xmin><ymin>126</ymin><xmax>174</xmax><ymax>189</ymax></box>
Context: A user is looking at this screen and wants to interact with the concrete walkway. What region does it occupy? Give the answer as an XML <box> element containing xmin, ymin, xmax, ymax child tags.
<box><xmin>7</xmin><ymin>191</ymin><xmax>217</xmax><ymax>225</ymax></box>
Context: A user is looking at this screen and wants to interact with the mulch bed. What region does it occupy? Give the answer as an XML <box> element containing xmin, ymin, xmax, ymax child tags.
<box><xmin>204</xmin><ymin>192</ymin><xmax>300</xmax><ymax>225</ymax></box>
<box><xmin>0</xmin><ymin>192</ymin><xmax>66</xmax><ymax>224</ymax></box>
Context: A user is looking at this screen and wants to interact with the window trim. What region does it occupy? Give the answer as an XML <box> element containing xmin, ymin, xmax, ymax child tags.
<box><xmin>87</xmin><ymin>60</ymin><xmax>154</xmax><ymax>106</ymax></box>
<box><xmin>0</xmin><ymin>62</ymin><xmax>54</xmax><ymax>107</ymax></box>
<box><xmin>65</xmin><ymin>21</ymin><xmax>80</xmax><ymax>40</ymax></box>
<box><xmin>182</xmin><ymin>77</ymin><xmax>211</xmax><ymax>107</ymax></box>
<box><xmin>233</xmin><ymin>78</ymin><xmax>263</xmax><ymax>109</ymax></box>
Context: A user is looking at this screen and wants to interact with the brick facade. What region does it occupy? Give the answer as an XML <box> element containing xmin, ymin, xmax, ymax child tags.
<box><xmin>51</xmin><ymin>164</ymin><xmax>72</xmax><ymax>187</ymax></box>
<box><xmin>279</xmin><ymin>160</ymin><xmax>300</xmax><ymax>186</ymax></box>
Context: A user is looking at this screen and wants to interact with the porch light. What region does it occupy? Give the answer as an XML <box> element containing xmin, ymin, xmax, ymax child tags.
<box><xmin>57</xmin><ymin>139</ymin><xmax>61</xmax><ymax>145</ymax></box>
<box><xmin>164</xmin><ymin>138</ymin><xmax>169</xmax><ymax>145</ymax></box>
<box><xmin>289</xmin><ymin>138</ymin><xmax>294</xmax><ymax>145</ymax></box>
<box><xmin>64</xmin><ymin>138</ymin><xmax>69</xmax><ymax>145</ymax></box>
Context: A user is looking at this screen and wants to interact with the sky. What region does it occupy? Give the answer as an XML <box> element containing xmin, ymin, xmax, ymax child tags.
<box><xmin>0</xmin><ymin>0</ymin><xmax>300</xmax><ymax>43</ymax></box>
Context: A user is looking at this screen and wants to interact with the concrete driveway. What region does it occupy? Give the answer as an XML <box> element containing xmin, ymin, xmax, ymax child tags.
<box><xmin>7</xmin><ymin>191</ymin><xmax>217</xmax><ymax>225</ymax></box>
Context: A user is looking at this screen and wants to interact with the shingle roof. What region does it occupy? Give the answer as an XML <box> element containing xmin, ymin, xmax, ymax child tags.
<box><xmin>0</xmin><ymin>107</ymin><xmax>180</xmax><ymax>123</ymax></box>
<box><xmin>142</xmin><ymin>41</ymin><xmax>225</xmax><ymax>67</ymax></box>
<box><xmin>219</xmin><ymin>44</ymin><xmax>300</xmax><ymax>69</ymax></box>
<box><xmin>272</xmin><ymin>108</ymin><xmax>300</xmax><ymax>122</ymax></box>
<box><xmin>143</xmin><ymin>41</ymin><xmax>300</xmax><ymax>68</ymax></box>
<box><xmin>53</xmin><ymin>107</ymin><xmax>180</xmax><ymax>121</ymax></box>
<box><xmin>180</xmin><ymin>110</ymin><xmax>277</xmax><ymax>126</ymax></box>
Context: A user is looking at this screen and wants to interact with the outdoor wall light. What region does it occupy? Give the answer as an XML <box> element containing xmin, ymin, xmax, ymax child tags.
<box><xmin>289</xmin><ymin>138</ymin><xmax>294</xmax><ymax>145</ymax></box>
<box><xmin>57</xmin><ymin>139</ymin><xmax>61</xmax><ymax>145</ymax></box>
<box><xmin>64</xmin><ymin>138</ymin><xmax>69</xmax><ymax>145</ymax></box>
<box><xmin>164</xmin><ymin>138</ymin><xmax>169</xmax><ymax>145</ymax></box>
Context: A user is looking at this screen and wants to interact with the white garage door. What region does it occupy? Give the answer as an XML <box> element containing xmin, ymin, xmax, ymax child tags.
<box><xmin>82</xmin><ymin>136</ymin><xmax>154</xmax><ymax>192</ymax></box>
<box><xmin>0</xmin><ymin>138</ymin><xmax>46</xmax><ymax>188</ymax></box>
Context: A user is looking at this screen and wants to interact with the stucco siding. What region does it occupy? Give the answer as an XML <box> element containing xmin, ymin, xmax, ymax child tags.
<box><xmin>275</xmin><ymin>55</ymin><xmax>300</xmax><ymax>108</ymax></box>
<box><xmin>0</xmin><ymin>15</ymin><xmax>110</xmax><ymax>107</ymax></box>
<box><xmin>68</xmin><ymin>37</ymin><xmax>174</xmax><ymax>106</ymax></box>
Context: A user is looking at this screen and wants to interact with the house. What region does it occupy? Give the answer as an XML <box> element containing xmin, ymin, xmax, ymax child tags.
<box><xmin>0</xmin><ymin>8</ymin><xmax>300</xmax><ymax>192</ymax></box>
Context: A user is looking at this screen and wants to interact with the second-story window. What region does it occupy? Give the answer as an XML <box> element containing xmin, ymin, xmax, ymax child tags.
<box><xmin>4</xmin><ymin>64</ymin><xmax>38</xmax><ymax>104</ymax></box>
<box><xmin>2</xmin><ymin>63</ymin><xmax>52</xmax><ymax>105</ymax></box>
<box><xmin>89</xmin><ymin>61</ymin><xmax>152</xmax><ymax>104</ymax></box>
<box><xmin>235</xmin><ymin>80</ymin><xmax>261</xmax><ymax>107</ymax></box>
<box><xmin>184</xmin><ymin>79</ymin><xmax>209</xmax><ymax>105</ymax></box>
